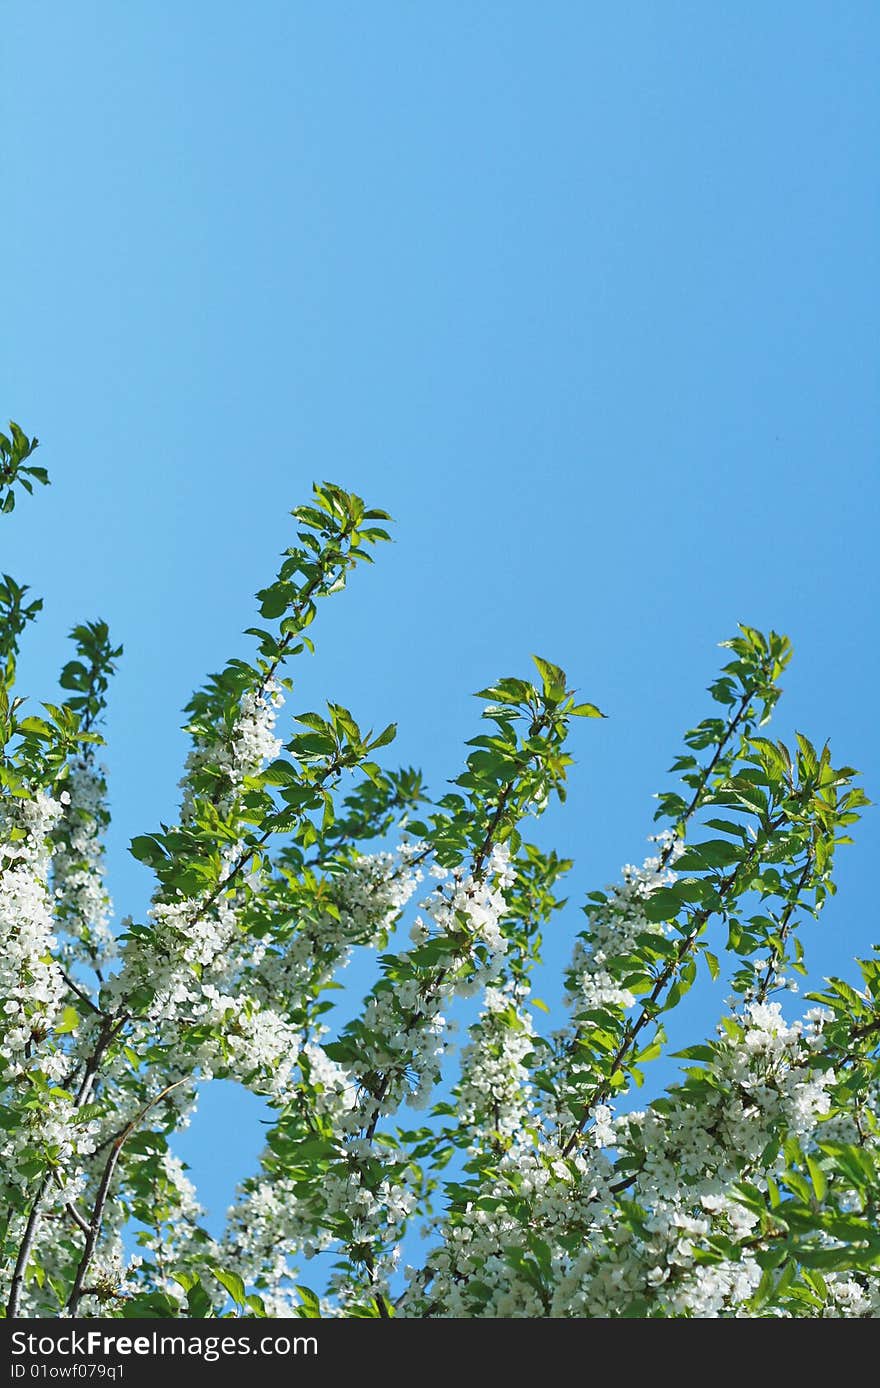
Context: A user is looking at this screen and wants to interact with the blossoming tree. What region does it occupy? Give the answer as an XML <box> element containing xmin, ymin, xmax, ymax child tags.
<box><xmin>2</xmin><ymin>422</ymin><xmax>878</xmax><ymax>1320</ymax></box>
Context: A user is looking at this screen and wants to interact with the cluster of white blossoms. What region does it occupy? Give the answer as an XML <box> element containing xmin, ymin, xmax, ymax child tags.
<box><xmin>301</xmin><ymin>846</ymin><xmax>522</xmax><ymax>1295</ymax></box>
<box><xmin>549</xmin><ymin>1002</ymin><xmax>837</xmax><ymax>1317</ymax></box>
<box><xmin>228</xmin><ymin>1170</ymin><xmax>331</xmax><ymax>1269</ymax></box>
<box><xmin>180</xmin><ymin>680</ymin><xmax>284</xmax><ymax>817</ymax></box>
<box><xmin>407</xmin><ymin>844</ymin><xmax>514</xmax><ymax>960</ymax></box>
<box><xmin>222</xmin><ymin>1131</ymin><xmax>413</xmax><ymax>1306</ymax></box>
<box><xmin>335</xmin><ymin>845</ymin><xmax>427</xmax><ymax>941</ymax></box>
<box><xmin>535</xmin><ymin>833</ymin><xmax>686</xmax><ymax>1133</ymax></box>
<box><xmin>358</xmin><ymin>984</ymin><xmax>448</xmax><ymax>1119</ymax></box>
<box><xmin>51</xmin><ymin>758</ymin><xmax>115</xmax><ymax>969</ymax></box>
<box><xmin>551</xmin><ymin>1197</ymin><xmax>765</xmax><ymax>1318</ymax></box>
<box><xmin>133</xmin><ymin>1150</ymin><xmax>221</xmax><ymax>1308</ymax></box>
<box><xmin>567</xmin><ymin>831</ymin><xmax>684</xmax><ymax>1014</ymax></box>
<box><xmin>190</xmin><ymin>849</ymin><xmax>425</xmax><ymax>1098</ymax></box>
<box><xmin>106</xmin><ymin>681</ymin><xmax>304</xmax><ymax>1097</ymax></box>
<box><xmin>216</xmin><ymin>842</ymin><xmax>519</xmax><ymax>1303</ymax></box>
<box><xmin>108</xmin><ymin>893</ymin><xmax>305</xmax><ymax>1103</ymax></box>
<box><xmin>223</xmin><ymin>1176</ymin><xmax>306</xmax><ymax>1313</ymax></box>
<box><xmin>401</xmin><ymin>1138</ymin><xmax>616</xmax><ymax>1317</ymax></box>
<box><xmin>0</xmin><ymin>790</ymin><xmax>106</xmax><ymax>1311</ymax></box>
<box><xmin>0</xmin><ymin>792</ymin><xmax>67</xmax><ymax>1084</ymax></box>
<box><xmin>231</xmin><ymin>683</ymin><xmax>284</xmax><ymax>774</ymax></box>
<box><xmin>218</xmin><ymin>1004</ymin><xmax>302</xmax><ymax>1100</ymax></box>
<box><xmin>614</xmin><ymin>1002</ymin><xmax>836</xmax><ymax>1201</ymax></box>
<box><xmin>225</xmin><ymin>1159</ymin><xmax>416</xmax><ymax>1314</ymax></box>
<box><xmin>819</xmin><ymin>1275</ymin><xmax>880</xmax><ymax>1318</ymax></box>
<box><xmin>351</xmin><ymin>843</ymin><xmax>516</xmax><ymax>1122</ymax></box>
<box><xmin>110</xmin><ymin>852</ymin><xmax>425</xmax><ymax>1219</ymax></box>
<box><xmin>299</xmin><ymin>1040</ymin><xmax>358</xmax><ymax>1121</ymax></box>
<box><xmin>457</xmin><ymin>983</ymin><xmax>536</xmax><ymax>1144</ymax></box>
<box><xmin>107</xmin><ymin>897</ymin><xmax>239</xmax><ymax>1027</ymax></box>
<box><xmin>72</xmin><ymin>1255</ymin><xmax>144</xmax><ymax>1318</ymax></box>
<box><xmin>404</xmin><ymin>998</ymin><xmax>845</xmax><ymax>1319</ymax></box>
<box><xmin>247</xmin><ymin>849</ymin><xmax>424</xmax><ymax>1017</ymax></box>
<box><xmin>1</xmin><ymin>1084</ymin><xmax>100</xmax><ymax>1219</ymax></box>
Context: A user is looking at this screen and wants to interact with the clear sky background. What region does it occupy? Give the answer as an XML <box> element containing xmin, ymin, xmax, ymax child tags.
<box><xmin>2</xmin><ymin>4</ymin><xmax>878</xmax><ymax>1238</ymax></box>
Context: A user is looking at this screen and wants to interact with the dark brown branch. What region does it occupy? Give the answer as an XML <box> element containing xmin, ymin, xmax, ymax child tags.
<box><xmin>66</xmin><ymin>1079</ymin><xmax>187</xmax><ymax>1316</ymax></box>
<box><xmin>60</xmin><ymin>970</ymin><xmax>104</xmax><ymax>1018</ymax></box>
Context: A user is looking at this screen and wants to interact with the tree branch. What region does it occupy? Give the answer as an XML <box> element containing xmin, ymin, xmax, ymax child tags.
<box><xmin>66</xmin><ymin>1079</ymin><xmax>187</xmax><ymax>1316</ymax></box>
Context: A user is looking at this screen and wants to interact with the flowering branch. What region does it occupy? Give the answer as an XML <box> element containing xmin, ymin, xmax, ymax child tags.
<box><xmin>2</xmin><ymin>433</ymin><xmax>874</xmax><ymax>1321</ymax></box>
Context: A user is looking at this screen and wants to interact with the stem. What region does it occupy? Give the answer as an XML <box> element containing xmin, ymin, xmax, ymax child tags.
<box><xmin>362</xmin><ymin>733</ymin><xmax>550</xmax><ymax>1141</ymax></box>
<box><xmin>263</xmin><ymin>556</ymin><xmax>333</xmax><ymax>685</ymax></box>
<box><xmin>847</xmin><ymin>1018</ymin><xmax>880</xmax><ymax>1045</ymax></box>
<box><xmin>362</xmin><ymin>1251</ymin><xmax>390</xmax><ymax>1318</ymax></box>
<box><xmin>659</xmin><ymin>687</ymin><xmax>755</xmax><ymax>872</ymax></box>
<box><xmin>552</xmin><ymin>689</ymin><xmax>757</xmax><ymax>1104</ymax></box>
<box><xmin>75</xmin><ymin>1017</ymin><xmax>127</xmax><ymax>1106</ymax></box>
<box><xmin>61</xmin><ymin>970</ymin><xmax>104</xmax><ymax>1018</ymax></box>
<box><xmin>188</xmin><ymin>757</ymin><xmax>344</xmax><ymax>931</ymax></box>
<box><xmin>753</xmin><ymin>856</ymin><xmax>814</xmax><ymax>1004</ymax></box>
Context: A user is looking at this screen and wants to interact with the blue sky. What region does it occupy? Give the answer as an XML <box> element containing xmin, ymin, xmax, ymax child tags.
<box><xmin>2</xmin><ymin>4</ymin><xmax>878</xmax><ymax>1236</ymax></box>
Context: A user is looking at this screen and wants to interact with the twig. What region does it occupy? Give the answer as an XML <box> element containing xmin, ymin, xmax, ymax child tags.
<box><xmin>64</xmin><ymin>1203</ymin><xmax>90</xmax><ymax>1236</ymax></box>
<box><xmin>61</xmin><ymin>970</ymin><xmax>104</xmax><ymax>1018</ymax></box>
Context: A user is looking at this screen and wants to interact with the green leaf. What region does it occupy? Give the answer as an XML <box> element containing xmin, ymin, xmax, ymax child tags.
<box><xmin>642</xmin><ymin>887</ymin><xmax>685</xmax><ymax>923</ymax></box>
<box><xmin>212</xmin><ymin>1267</ymin><xmax>247</xmax><ymax>1307</ymax></box>
<box><xmin>806</xmin><ymin>1155</ymin><xmax>827</xmax><ymax>1204</ymax></box>
<box><xmin>296</xmin><ymin>1285</ymin><xmax>322</xmax><ymax>1317</ymax></box>
<box><xmin>54</xmin><ymin>1005</ymin><xmax>80</xmax><ymax>1036</ymax></box>
<box><xmin>531</xmin><ymin>654</ymin><xmax>566</xmax><ymax>696</ymax></box>
<box><xmin>570</xmin><ymin>702</ymin><xmax>606</xmax><ymax>718</ymax></box>
<box><xmin>183</xmin><ymin>1278</ymin><xmax>213</xmax><ymax>1318</ymax></box>
<box><xmin>369</xmin><ymin>722</ymin><xmax>397</xmax><ymax>750</ymax></box>
<box><xmin>262</xmin><ymin>758</ymin><xmax>300</xmax><ymax>786</ymax></box>
<box><xmin>129</xmin><ymin>835</ymin><xmax>168</xmax><ymax>868</ymax></box>
<box><xmin>257</xmin><ymin>582</ymin><xmax>294</xmax><ymax>619</ymax></box>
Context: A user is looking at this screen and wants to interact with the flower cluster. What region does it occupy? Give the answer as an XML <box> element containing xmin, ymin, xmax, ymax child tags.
<box><xmin>354</xmin><ymin>842</ymin><xmax>516</xmax><ymax>1123</ymax></box>
<box><xmin>567</xmin><ymin>831</ymin><xmax>684</xmax><ymax>1014</ymax></box>
<box><xmin>247</xmin><ymin>848</ymin><xmax>424</xmax><ymax>1017</ymax></box>
<box><xmin>223</xmin><ymin>1175</ymin><xmax>307</xmax><ymax>1313</ymax></box>
<box><xmin>404</xmin><ymin>998</ymin><xmax>845</xmax><ymax>1318</ymax></box>
<box><xmin>51</xmin><ymin>759</ymin><xmax>115</xmax><ymax>969</ymax></box>
<box><xmin>457</xmin><ymin>982</ymin><xmax>536</xmax><ymax>1144</ymax></box>
<box><xmin>594</xmin><ymin>1000</ymin><xmax>838</xmax><ymax>1318</ymax></box>
<box><xmin>0</xmin><ymin>792</ymin><xmax>67</xmax><ymax>1084</ymax></box>
<box><xmin>180</xmin><ymin>680</ymin><xmax>284</xmax><ymax>817</ymax></box>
